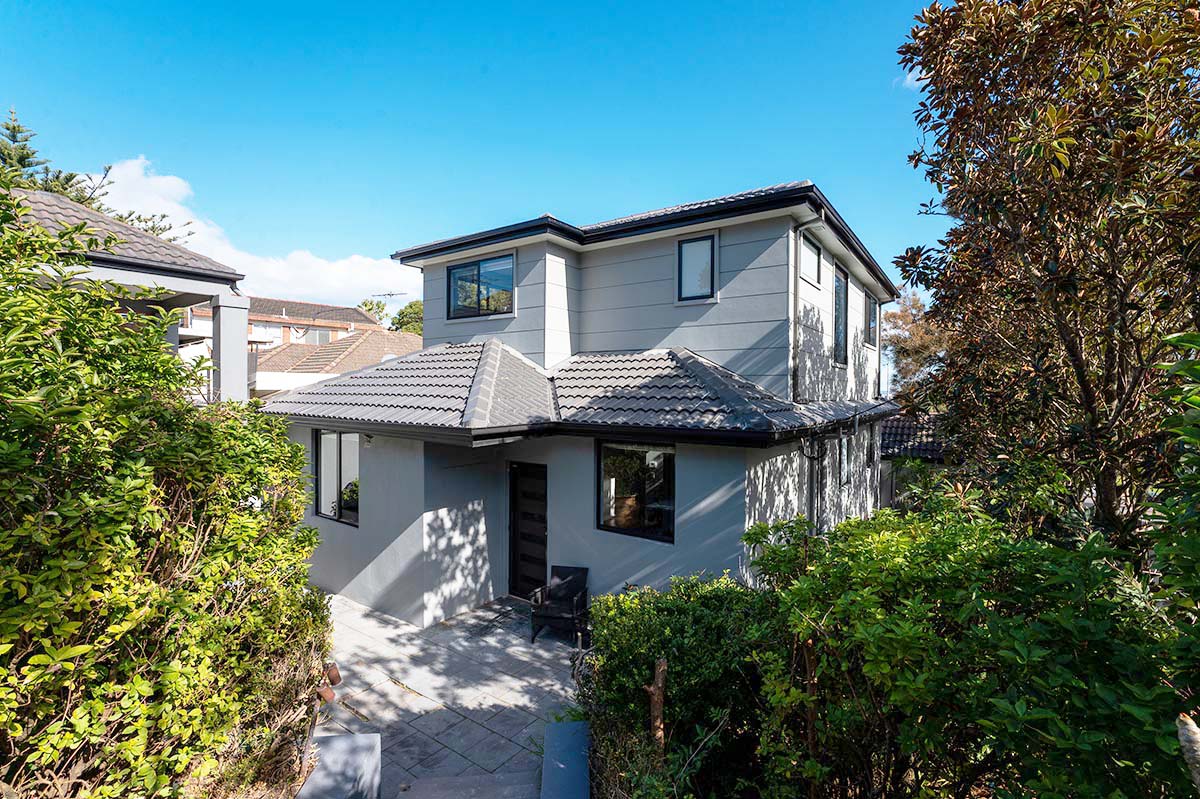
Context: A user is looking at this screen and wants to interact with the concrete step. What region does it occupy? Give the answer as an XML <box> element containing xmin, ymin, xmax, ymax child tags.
<box><xmin>396</xmin><ymin>769</ymin><xmax>540</xmax><ymax>799</ymax></box>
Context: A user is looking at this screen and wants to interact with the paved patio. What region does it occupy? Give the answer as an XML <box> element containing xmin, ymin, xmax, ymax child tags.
<box><xmin>314</xmin><ymin>594</ymin><xmax>578</xmax><ymax>797</ymax></box>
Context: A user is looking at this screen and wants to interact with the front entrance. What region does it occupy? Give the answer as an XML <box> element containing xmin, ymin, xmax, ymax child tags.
<box><xmin>508</xmin><ymin>462</ymin><xmax>548</xmax><ymax>599</ymax></box>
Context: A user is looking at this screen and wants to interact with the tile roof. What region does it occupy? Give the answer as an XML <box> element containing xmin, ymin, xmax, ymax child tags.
<box><xmin>266</xmin><ymin>341</ymin><xmax>486</xmax><ymax>428</ymax></box>
<box><xmin>264</xmin><ymin>339</ymin><xmax>898</xmax><ymax>445</ymax></box>
<box><xmin>11</xmin><ymin>189</ymin><xmax>242</xmax><ymax>281</ymax></box>
<box><xmin>194</xmin><ymin>296</ymin><xmax>383</xmax><ymax>326</ymax></box>
<box><xmin>881</xmin><ymin>414</ymin><xmax>945</xmax><ymax>461</ymax></box>
<box><xmin>257</xmin><ymin>330</ymin><xmax>423</xmax><ymax>375</ymax></box>
<box><xmin>256</xmin><ymin>343</ymin><xmax>321</xmax><ymax>371</ymax></box>
<box><xmin>581</xmin><ymin>181</ymin><xmax>811</xmax><ymax>232</ymax></box>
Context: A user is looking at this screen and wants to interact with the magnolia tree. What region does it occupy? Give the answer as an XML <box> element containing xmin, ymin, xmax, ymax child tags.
<box><xmin>896</xmin><ymin>0</ymin><xmax>1200</xmax><ymax>548</ymax></box>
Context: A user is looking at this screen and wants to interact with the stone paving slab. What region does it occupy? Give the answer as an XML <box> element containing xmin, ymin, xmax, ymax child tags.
<box><xmin>315</xmin><ymin>594</ymin><xmax>578</xmax><ymax>798</ymax></box>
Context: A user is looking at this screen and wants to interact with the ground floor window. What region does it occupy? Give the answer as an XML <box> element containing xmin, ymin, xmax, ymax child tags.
<box><xmin>316</xmin><ymin>430</ymin><xmax>360</xmax><ymax>524</ymax></box>
<box><xmin>596</xmin><ymin>441</ymin><xmax>675</xmax><ymax>543</ymax></box>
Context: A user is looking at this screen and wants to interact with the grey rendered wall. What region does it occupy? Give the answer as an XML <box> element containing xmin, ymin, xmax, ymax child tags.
<box><xmin>576</xmin><ymin>218</ymin><xmax>793</xmax><ymax>396</ymax></box>
<box><xmin>421</xmin><ymin>444</ymin><xmax>509</xmax><ymax>626</ymax></box>
<box><xmin>289</xmin><ymin>426</ymin><xmax>428</xmax><ymax>626</ymax></box>
<box><xmin>498</xmin><ymin>436</ymin><xmax>749</xmax><ymax>595</ymax></box>
<box><xmin>422</xmin><ymin>242</ymin><xmax>583</xmax><ymax>370</ymax></box>
<box><xmin>745</xmin><ymin>423</ymin><xmax>880</xmax><ymax>531</ymax></box>
<box><xmin>791</xmin><ymin>230</ymin><xmax>883</xmax><ymax>403</ymax></box>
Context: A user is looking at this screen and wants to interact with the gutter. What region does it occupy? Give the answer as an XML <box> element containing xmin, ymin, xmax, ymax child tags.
<box><xmin>86</xmin><ymin>253</ymin><xmax>244</xmax><ymax>285</ymax></box>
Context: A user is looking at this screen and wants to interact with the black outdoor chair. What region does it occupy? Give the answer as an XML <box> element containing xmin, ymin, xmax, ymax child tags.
<box><xmin>531</xmin><ymin>566</ymin><xmax>589</xmax><ymax>646</ymax></box>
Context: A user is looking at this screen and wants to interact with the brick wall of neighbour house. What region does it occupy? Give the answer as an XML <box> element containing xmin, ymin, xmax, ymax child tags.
<box><xmin>419</xmin><ymin>215</ymin><xmax>885</xmax><ymax>403</ymax></box>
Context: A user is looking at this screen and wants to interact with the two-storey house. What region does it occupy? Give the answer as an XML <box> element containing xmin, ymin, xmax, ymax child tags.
<box><xmin>265</xmin><ymin>182</ymin><xmax>899</xmax><ymax>627</ymax></box>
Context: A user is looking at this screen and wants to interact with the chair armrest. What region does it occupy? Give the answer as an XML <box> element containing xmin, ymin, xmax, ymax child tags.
<box><xmin>531</xmin><ymin>585</ymin><xmax>548</xmax><ymax>606</ymax></box>
<box><xmin>572</xmin><ymin>588</ymin><xmax>589</xmax><ymax>616</ymax></box>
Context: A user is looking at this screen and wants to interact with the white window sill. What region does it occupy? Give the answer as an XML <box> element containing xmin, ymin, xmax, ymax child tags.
<box><xmin>674</xmin><ymin>295</ymin><xmax>719</xmax><ymax>308</ymax></box>
<box><xmin>443</xmin><ymin>311</ymin><xmax>517</xmax><ymax>325</ymax></box>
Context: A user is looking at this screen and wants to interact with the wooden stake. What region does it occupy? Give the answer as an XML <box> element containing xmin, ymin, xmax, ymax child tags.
<box><xmin>644</xmin><ymin>658</ymin><xmax>667</xmax><ymax>762</ymax></box>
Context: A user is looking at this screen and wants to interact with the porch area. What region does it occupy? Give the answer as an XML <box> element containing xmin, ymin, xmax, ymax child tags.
<box><xmin>315</xmin><ymin>593</ymin><xmax>579</xmax><ymax>797</ymax></box>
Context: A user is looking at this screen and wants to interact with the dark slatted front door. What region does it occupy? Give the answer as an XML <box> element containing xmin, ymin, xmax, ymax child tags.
<box><xmin>509</xmin><ymin>462</ymin><xmax>548</xmax><ymax>599</ymax></box>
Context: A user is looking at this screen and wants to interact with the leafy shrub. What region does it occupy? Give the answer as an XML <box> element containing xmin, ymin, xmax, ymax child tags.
<box><xmin>747</xmin><ymin>503</ymin><xmax>1190</xmax><ymax>798</ymax></box>
<box><xmin>580</xmin><ymin>574</ymin><xmax>770</xmax><ymax>798</ymax></box>
<box><xmin>0</xmin><ymin>176</ymin><xmax>329</xmax><ymax>797</ymax></box>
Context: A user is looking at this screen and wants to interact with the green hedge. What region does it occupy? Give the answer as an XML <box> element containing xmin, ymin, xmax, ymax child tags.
<box><xmin>0</xmin><ymin>176</ymin><xmax>329</xmax><ymax>797</ymax></box>
<box><xmin>585</xmin><ymin>504</ymin><xmax>1193</xmax><ymax>798</ymax></box>
<box><xmin>581</xmin><ymin>574</ymin><xmax>769</xmax><ymax>798</ymax></box>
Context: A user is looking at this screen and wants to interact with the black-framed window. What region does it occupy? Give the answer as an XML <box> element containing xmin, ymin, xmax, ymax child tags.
<box><xmin>316</xmin><ymin>430</ymin><xmax>359</xmax><ymax>524</ymax></box>
<box><xmin>799</xmin><ymin>232</ymin><xmax>821</xmax><ymax>285</ymax></box>
<box><xmin>596</xmin><ymin>441</ymin><xmax>675</xmax><ymax>543</ymax></box>
<box><xmin>833</xmin><ymin>266</ymin><xmax>848</xmax><ymax>366</ymax></box>
<box><xmin>447</xmin><ymin>254</ymin><xmax>514</xmax><ymax>319</ymax></box>
<box><xmin>864</xmin><ymin>295</ymin><xmax>878</xmax><ymax>347</ymax></box>
<box><xmin>677</xmin><ymin>235</ymin><xmax>715</xmax><ymax>301</ymax></box>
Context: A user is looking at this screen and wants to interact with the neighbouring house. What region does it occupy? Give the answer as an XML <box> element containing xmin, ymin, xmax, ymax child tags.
<box><xmin>879</xmin><ymin>413</ymin><xmax>946</xmax><ymax>505</ymax></box>
<box><xmin>178</xmin><ymin>296</ymin><xmax>385</xmax><ymax>383</ymax></box>
<box><xmin>251</xmin><ymin>328</ymin><xmax>422</xmax><ymax>397</ymax></box>
<box><xmin>11</xmin><ymin>189</ymin><xmax>250</xmax><ymax>401</ymax></box>
<box><xmin>265</xmin><ymin>181</ymin><xmax>900</xmax><ymax>627</ymax></box>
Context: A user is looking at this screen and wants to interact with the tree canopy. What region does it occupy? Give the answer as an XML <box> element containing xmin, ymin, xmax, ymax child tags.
<box><xmin>390</xmin><ymin>299</ymin><xmax>423</xmax><ymax>335</ymax></box>
<box><xmin>357</xmin><ymin>297</ymin><xmax>387</xmax><ymax>324</ymax></box>
<box><xmin>896</xmin><ymin>0</ymin><xmax>1200</xmax><ymax>545</ymax></box>
<box><xmin>881</xmin><ymin>288</ymin><xmax>948</xmax><ymax>393</ymax></box>
<box><xmin>0</xmin><ymin>108</ymin><xmax>188</xmax><ymax>241</ymax></box>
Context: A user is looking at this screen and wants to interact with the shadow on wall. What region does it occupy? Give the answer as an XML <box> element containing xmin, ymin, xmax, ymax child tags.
<box><xmin>793</xmin><ymin>302</ymin><xmax>874</xmax><ymax>403</ymax></box>
<box><xmin>423</xmin><ymin>498</ymin><xmax>495</xmax><ymax>625</ymax></box>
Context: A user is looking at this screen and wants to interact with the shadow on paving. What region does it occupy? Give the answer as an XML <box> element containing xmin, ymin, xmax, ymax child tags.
<box><xmin>314</xmin><ymin>593</ymin><xmax>579</xmax><ymax>793</ymax></box>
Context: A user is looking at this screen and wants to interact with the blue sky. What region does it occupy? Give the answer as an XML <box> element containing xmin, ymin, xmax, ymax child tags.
<box><xmin>4</xmin><ymin>0</ymin><xmax>942</xmax><ymax>309</ymax></box>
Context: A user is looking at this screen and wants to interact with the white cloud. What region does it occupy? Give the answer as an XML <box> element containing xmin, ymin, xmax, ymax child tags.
<box><xmin>900</xmin><ymin>68</ymin><xmax>925</xmax><ymax>91</ymax></box>
<box><xmin>95</xmin><ymin>158</ymin><xmax>422</xmax><ymax>317</ymax></box>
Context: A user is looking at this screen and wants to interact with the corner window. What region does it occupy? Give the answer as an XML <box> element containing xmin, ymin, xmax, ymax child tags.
<box><xmin>799</xmin><ymin>232</ymin><xmax>821</xmax><ymax>286</ymax></box>
<box><xmin>316</xmin><ymin>430</ymin><xmax>360</xmax><ymax>524</ymax></box>
<box><xmin>677</xmin><ymin>236</ymin><xmax>715</xmax><ymax>301</ymax></box>
<box><xmin>597</xmin><ymin>441</ymin><xmax>675</xmax><ymax>543</ymax></box>
<box><xmin>865</xmin><ymin>295</ymin><xmax>878</xmax><ymax>347</ymax></box>
<box><xmin>448</xmin><ymin>255</ymin><xmax>514</xmax><ymax>319</ymax></box>
<box><xmin>833</xmin><ymin>266</ymin><xmax>848</xmax><ymax>366</ymax></box>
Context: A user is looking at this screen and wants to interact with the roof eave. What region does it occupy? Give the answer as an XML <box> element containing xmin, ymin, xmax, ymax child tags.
<box><xmin>86</xmin><ymin>253</ymin><xmax>244</xmax><ymax>285</ymax></box>
<box><xmin>392</xmin><ymin>217</ymin><xmax>585</xmax><ymax>265</ymax></box>
<box><xmin>389</xmin><ymin>184</ymin><xmax>898</xmax><ymax>300</ymax></box>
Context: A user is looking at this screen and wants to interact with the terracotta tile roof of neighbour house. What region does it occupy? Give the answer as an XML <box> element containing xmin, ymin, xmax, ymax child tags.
<box><xmin>258</xmin><ymin>330</ymin><xmax>423</xmax><ymax>375</ymax></box>
<box><xmin>193</xmin><ymin>296</ymin><xmax>383</xmax><ymax>327</ymax></box>
<box><xmin>11</xmin><ymin>189</ymin><xmax>242</xmax><ymax>282</ymax></box>
<box><xmin>256</xmin><ymin>343</ymin><xmax>321</xmax><ymax>372</ymax></box>
<box><xmin>881</xmin><ymin>414</ymin><xmax>945</xmax><ymax>462</ymax></box>
<box><xmin>264</xmin><ymin>339</ymin><xmax>898</xmax><ymax>446</ymax></box>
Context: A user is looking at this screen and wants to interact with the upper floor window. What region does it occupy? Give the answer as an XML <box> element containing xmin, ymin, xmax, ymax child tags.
<box><xmin>296</xmin><ymin>327</ymin><xmax>332</xmax><ymax>345</ymax></box>
<box><xmin>597</xmin><ymin>441</ymin><xmax>675</xmax><ymax>543</ymax></box>
<box><xmin>316</xmin><ymin>430</ymin><xmax>359</xmax><ymax>525</ymax></box>
<box><xmin>864</xmin><ymin>295</ymin><xmax>878</xmax><ymax>347</ymax></box>
<box><xmin>677</xmin><ymin>236</ymin><xmax>715</xmax><ymax>301</ymax></box>
<box><xmin>799</xmin><ymin>232</ymin><xmax>821</xmax><ymax>286</ymax></box>
<box><xmin>448</xmin><ymin>254</ymin><xmax>514</xmax><ymax>319</ymax></box>
<box><xmin>833</xmin><ymin>266</ymin><xmax>849</xmax><ymax>366</ymax></box>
